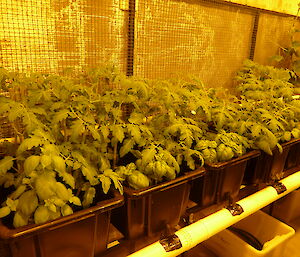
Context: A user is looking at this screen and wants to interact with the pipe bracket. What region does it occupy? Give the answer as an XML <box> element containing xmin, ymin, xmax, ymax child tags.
<box><xmin>272</xmin><ymin>181</ymin><xmax>287</xmax><ymax>194</ymax></box>
<box><xmin>159</xmin><ymin>234</ymin><xmax>182</xmax><ymax>252</ymax></box>
<box><xmin>226</xmin><ymin>203</ymin><xmax>244</xmax><ymax>216</ymax></box>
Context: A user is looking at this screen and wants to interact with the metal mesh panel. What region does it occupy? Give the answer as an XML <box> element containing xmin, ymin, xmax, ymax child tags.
<box><xmin>254</xmin><ymin>13</ymin><xmax>295</xmax><ymax>65</ymax></box>
<box><xmin>0</xmin><ymin>0</ymin><xmax>127</xmax><ymax>73</ymax></box>
<box><xmin>134</xmin><ymin>0</ymin><xmax>254</xmax><ymax>89</ymax></box>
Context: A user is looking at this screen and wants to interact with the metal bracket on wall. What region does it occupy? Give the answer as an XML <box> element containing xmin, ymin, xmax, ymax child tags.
<box><xmin>127</xmin><ymin>0</ymin><xmax>136</xmax><ymax>76</ymax></box>
<box><xmin>249</xmin><ymin>11</ymin><xmax>260</xmax><ymax>60</ymax></box>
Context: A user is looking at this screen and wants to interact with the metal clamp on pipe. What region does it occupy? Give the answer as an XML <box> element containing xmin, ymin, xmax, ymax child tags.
<box><xmin>226</xmin><ymin>203</ymin><xmax>244</xmax><ymax>216</ymax></box>
<box><xmin>127</xmin><ymin>170</ymin><xmax>300</xmax><ymax>257</ymax></box>
<box><xmin>271</xmin><ymin>181</ymin><xmax>287</xmax><ymax>194</ymax></box>
<box><xmin>159</xmin><ymin>234</ymin><xmax>182</xmax><ymax>252</ymax></box>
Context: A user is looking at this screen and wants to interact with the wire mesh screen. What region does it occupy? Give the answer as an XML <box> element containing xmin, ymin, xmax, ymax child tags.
<box><xmin>134</xmin><ymin>0</ymin><xmax>254</xmax><ymax>89</ymax></box>
<box><xmin>254</xmin><ymin>13</ymin><xmax>295</xmax><ymax>65</ymax></box>
<box><xmin>0</xmin><ymin>0</ymin><xmax>127</xmax><ymax>73</ymax></box>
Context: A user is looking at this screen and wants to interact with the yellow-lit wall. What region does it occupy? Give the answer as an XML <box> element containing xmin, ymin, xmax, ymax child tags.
<box><xmin>224</xmin><ymin>0</ymin><xmax>299</xmax><ymax>15</ymax></box>
<box><xmin>0</xmin><ymin>0</ymin><xmax>299</xmax><ymax>89</ymax></box>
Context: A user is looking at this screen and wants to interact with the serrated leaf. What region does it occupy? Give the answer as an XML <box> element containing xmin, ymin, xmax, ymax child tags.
<box><xmin>141</xmin><ymin>147</ymin><xmax>156</xmax><ymax>166</ymax></box>
<box><xmin>24</xmin><ymin>155</ymin><xmax>40</xmax><ymax>175</ymax></box>
<box><xmin>292</xmin><ymin>41</ymin><xmax>300</xmax><ymax>48</ymax></box>
<box><xmin>71</xmin><ymin>120</ymin><xmax>85</xmax><ymax>139</ymax></box>
<box><xmin>34</xmin><ymin>206</ymin><xmax>51</xmax><ymax>224</ymax></box>
<box><xmin>11</xmin><ymin>185</ymin><xmax>26</xmax><ymax>200</ymax></box>
<box><xmin>17</xmin><ymin>136</ymin><xmax>42</xmax><ymax>154</ymax></box>
<box><xmin>120</xmin><ymin>138</ymin><xmax>135</xmax><ymax>157</ymax></box>
<box><xmin>69</xmin><ymin>196</ymin><xmax>81</xmax><ymax>206</ymax></box>
<box><xmin>41</xmin><ymin>155</ymin><xmax>52</xmax><ymax>168</ymax></box>
<box><xmin>100</xmin><ymin>126</ymin><xmax>110</xmax><ymax>139</ymax></box>
<box><xmin>53</xmin><ymin>109</ymin><xmax>69</xmax><ymax>123</ymax></box>
<box><xmin>103</xmin><ymin>169</ymin><xmax>123</xmax><ymax>194</ymax></box>
<box><xmin>88</xmin><ymin>126</ymin><xmax>101</xmax><ymax>140</ymax></box>
<box><xmin>112</xmin><ymin>125</ymin><xmax>125</xmax><ymax>143</ymax></box>
<box><xmin>293</xmin><ymin>60</ymin><xmax>300</xmax><ymax>73</ymax></box>
<box><xmin>31</xmin><ymin>107</ymin><xmax>47</xmax><ymax>116</ymax></box>
<box><xmin>18</xmin><ymin>190</ymin><xmax>38</xmax><ymax>216</ymax></box>
<box><xmin>257</xmin><ymin>140</ymin><xmax>273</xmax><ymax>155</ymax></box>
<box><xmin>55</xmin><ymin>182</ymin><xmax>72</xmax><ymax>201</ymax></box>
<box><xmin>269</xmin><ymin>55</ymin><xmax>284</xmax><ymax>62</ymax></box>
<box><xmin>8</xmin><ymin>104</ymin><xmax>24</xmax><ymax>122</ymax></box>
<box><xmin>61</xmin><ymin>204</ymin><xmax>73</xmax><ymax>216</ymax></box>
<box><xmin>13</xmin><ymin>211</ymin><xmax>29</xmax><ymax>227</ymax></box>
<box><xmin>99</xmin><ymin>175</ymin><xmax>111</xmax><ymax>194</ymax></box>
<box><xmin>128</xmin><ymin>112</ymin><xmax>144</xmax><ymax>124</ymax></box>
<box><xmin>6</xmin><ymin>198</ymin><xmax>18</xmax><ymax>211</ymax></box>
<box><xmin>73</xmin><ymin>161</ymin><xmax>81</xmax><ymax>170</ymax></box>
<box><xmin>50</xmin><ymin>102</ymin><xmax>65</xmax><ymax>111</ymax></box>
<box><xmin>52</xmin><ymin>156</ymin><xmax>75</xmax><ymax>188</ymax></box>
<box><xmin>0</xmin><ymin>156</ymin><xmax>14</xmax><ymax>174</ymax></box>
<box><xmin>81</xmin><ymin>166</ymin><xmax>98</xmax><ymax>185</ymax></box>
<box><xmin>82</xmin><ymin>187</ymin><xmax>96</xmax><ymax>208</ymax></box>
<box><xmin>127</xmin><ymin>125</ymin><xmax>142</xmax><ymax>144</ymax></box>
<box><xmin>0</xmin><ymin>206</ymin><xmax>10</xmax><ymax>218</ymax></box>
<box><xmin>276</xmin><ymin>143</ymin><xmax>283</xmax><ymax>154</ymax></box>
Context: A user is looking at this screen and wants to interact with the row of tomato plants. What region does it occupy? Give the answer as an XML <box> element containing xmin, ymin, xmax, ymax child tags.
<box><xmin>0</xmin><ymin>59</ymin><xmax>299</xmax><ymax>228</ymax></box>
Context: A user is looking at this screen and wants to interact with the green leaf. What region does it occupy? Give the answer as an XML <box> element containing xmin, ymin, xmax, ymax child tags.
<box><xmin>24</xmin><ymin>155</ymin><xmax>40</xmax><ymax>175</ymax></box>
<box><xmin>18</xmin><ymin>190</ymin><xmax>38</xmax><ymax>216</ymax></box>
<box><xmin>35</xmin><ymin>172</ymin><xmax>56</xmax><ymax>200</ymax></box>
<box><xmin>141</xmin><ymin>147</ymin><xmax>156</xmax><ymax>166</ymax></box>
<box><xmin>71</xmin><ymin>120</ymin><xmax>85</xmax><ymax>139</ymax></box>
<box><xmin>13</xmin><ymin>211</ymin><xmax>29</xmax><ymax>227</ymax></box>
<box><xmin>292</xmin><ymin>41</ymin><xmax>300</xmax><ymax>48</ymax></box>
<box><xmin>53</xmin><ymin>109</ymin><xmax>69</xmax><ymax>123</ymax></box>
<box><xmin>41</xmin><ymin>155</ymin><xmax>52</xmax><ymax>168</ymax></box>
<box><xmin>31</xmin><ymin>108</ymin><xmax>47</xmax><ymax>116</ymax></box>
<box><xmin>34</xmin><ymin>206</ymin><xmax>51</xmax><ymax>224</ymax></box>
<box><xmin>257</xmin><ymin>140</ymin><xmax>273</xmax><ymax>155</ymax></box>
<box><xmin>52</xmin><ymin>156</ymin><xmax>75</xmax><ymax>188</ymax></box>
<box><xmin>10</xmin><ymin>185</ymin><xmax>27</xmax><ymax>200</ymax></box>
<box><xmin>100</xmin><ymin>126</ymin><xmax>110</xmax><ymax>139</ymax></box>
<box><xmin>269</xmin><ymin>55</ymin><xmax>284</xmax><ymax>62</ymax></box>
<box><xmin>69</xmin><ymin>196</ymin><xmax>81</xmax><ymax>206</ymax></box>
<box><xmin>0</xmin><ymin>206</ymin><xmax>10</xmax><ymax>218</ymax></box>
<box><xmin>6</xmin><ymin>198</ymin><xmax>18</xmax><ymax>211</ymax></box>
<box><xmin>127</xmin><ymin>170</ymin><xmax>150</xmax><ymax>189</ymax></box>
<box><xmin>88</xmin><ymin>126</ymin><xmax>101</xmax><ymax>140</ymax></box>
<box><xmin>8</xmin><ymin>104</ymin><xmax>24</xmax><ymax>122</ymax></box>
<box><xmin>128</xmin><ymin>112</ymin><xmax>144</xmax><ymax>124</ymax></box>
<box><xmin>55</xmin><ymin>182</ymin><xmax>72</xmax><ymax>201</ymax></box>
<box><xmin>0</xmin><ymin>156</ymin><xmax>14</xmax><ymax>174</ymax></box>
<box><xmin>81</xmin><ymin>166</ymin><xmax>98</xmax><ymax>185</ymax></box>
<box><xmin>99</xmin><ymin>175</ymin><xmax>111</xmax><ymax>194</ymax></box>
<box><xmin>293</xmin><ymin>60</ymin><xmax>300</xmax><ymax>73</ymax></box>
<box><xmin>103</xmin><ymin>169</ymin><xmax>123</xmax><ymax>194</ymax></box>
<box><xmin>112</xmin><ymin>125</ymin><xmax>125</xmax><ymax>143</ymax></box>
<box><xmin>120</xmin><ymin>139</ymin><xmax>135</xmax><ymax>157</ymax></box>
<box><xmin>82</xmin><ymin>187</ymin><xmax>96</xmax><ymax>208</ymax></box>
<box><xmin>17</xmin><ymin>136</ymin><xmax>42</xmax><ymax>154</ymax></box>
<box><xmin>276</xmin><ymin>143</ymin><xmax>283</xmax><ymax>154</ymax></box>
<box><xmin>61</xmin><ymin>204</ymin><xmax>73</xmax><ymax>216</ymax></box>
<box><xmin>127</xmin><ymin>125</ymin><xmax>142</xmax><ymax>144</ymax></box>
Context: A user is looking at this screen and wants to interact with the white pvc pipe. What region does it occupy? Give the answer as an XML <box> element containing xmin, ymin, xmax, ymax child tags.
<box><xmin>127</xmin><ymin>171</ymin><xmax>300</xmax><ymax>257</ymax></box>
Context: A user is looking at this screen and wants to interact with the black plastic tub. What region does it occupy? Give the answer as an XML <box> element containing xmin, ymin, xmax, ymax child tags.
<box><xmin>190</xmin><ymin>150</ymin><xmax>260</xmax><ymax>207</ymax></box>
<box><xmin>0</xmin><ymin>191</ymin><xmax>123</xmax><ymax>257</ymax></box>
<box><xmin>284</xmin><ymin>138</ymin><xmax>300</xmax><ymax>172</ymax></box>
<box><xmin>244</xmin><ymin>139</ymin><xmax>300</xmax><ymax>186</ymax></box>
<box><xmin>111</xmin><ymin>168</ymin><xmax>206</xmax><ymax>242</ymax></box>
